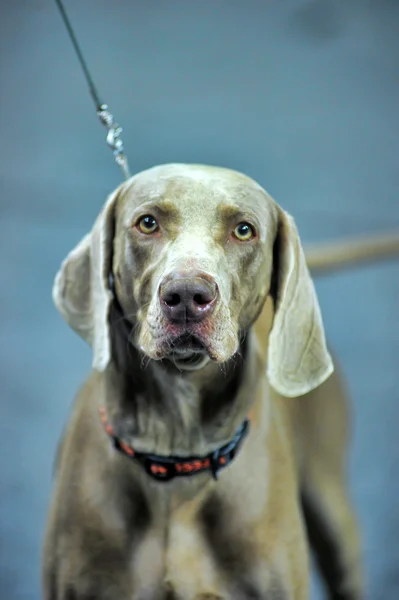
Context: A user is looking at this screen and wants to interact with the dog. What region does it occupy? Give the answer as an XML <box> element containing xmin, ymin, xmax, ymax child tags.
<box><xmin>42</xmin><ymin>163</ymin><xmax>398</xmax><ymax>599</ymax></box>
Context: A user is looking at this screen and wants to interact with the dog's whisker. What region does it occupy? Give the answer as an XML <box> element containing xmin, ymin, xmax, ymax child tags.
<box><xmin>140</xmin><ymin>354</ymin><xmax>151</xmax><ymax>370</ymax></box>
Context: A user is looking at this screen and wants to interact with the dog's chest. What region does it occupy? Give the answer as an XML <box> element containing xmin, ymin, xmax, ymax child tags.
<box><xmin>126</xmin><ymin>505</ymin><xmax>286</xmax><ymax>600</ymax></box>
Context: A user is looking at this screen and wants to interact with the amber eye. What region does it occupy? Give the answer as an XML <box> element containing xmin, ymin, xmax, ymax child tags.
<box><xmin>233</xmin><ymin>222</ymin><xmax>255</xmax><ymax>241</ymax></box>
<box><xmin>137</xmin><ymin>215</ymin><xmax>158</xmax><ymax>234</ymax></box>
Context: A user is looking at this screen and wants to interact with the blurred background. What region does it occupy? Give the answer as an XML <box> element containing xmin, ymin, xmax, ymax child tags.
<box><xmin>0</xmin><ymin>0</ymin><xmax>398</xmax><ymax>598</ymax></box>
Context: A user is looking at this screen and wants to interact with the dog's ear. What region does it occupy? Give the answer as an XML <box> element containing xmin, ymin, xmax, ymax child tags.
<box><xmin>52</xmin><ymin>188</ymin><xmax>120</xmax><ymax>371</ymax></box>
<box><xmin>267</xmin><ymin>209</ymin><xmax>334</xmax><ymax>397</ymax></box>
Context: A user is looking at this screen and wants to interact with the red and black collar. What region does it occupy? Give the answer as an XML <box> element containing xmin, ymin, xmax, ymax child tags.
<box><xmin>99</xmin><ymin>407</ymin><xmax>250</xmax><ymax>482</ymax></box>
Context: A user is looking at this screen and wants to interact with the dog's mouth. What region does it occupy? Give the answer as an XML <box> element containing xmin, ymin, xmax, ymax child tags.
<box><xmin>143</xmin><ymin>316</ymin><xmax>235</xmax><ymax>367</ymax></box>
<box><xmin>165</xmin><ymin>333</ymin><xmax>211</xmax><ymax>370</ymax></box>
<box><xmin>170</xmin><ymin>332</ymin><xmax>206</xmax><ymax>353</ymax></box>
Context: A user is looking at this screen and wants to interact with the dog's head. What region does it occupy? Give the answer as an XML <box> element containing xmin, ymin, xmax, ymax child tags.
<box><xmin>53</xmin><ymin>164</ymin><xmax>333</xmax><ymax>397</ymax></box>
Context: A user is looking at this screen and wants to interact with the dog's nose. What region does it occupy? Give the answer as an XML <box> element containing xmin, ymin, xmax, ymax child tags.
<box><xmin>159</xmin><ymin>274</ymin><xmax>218</xmax><ymax>323</ymax></box>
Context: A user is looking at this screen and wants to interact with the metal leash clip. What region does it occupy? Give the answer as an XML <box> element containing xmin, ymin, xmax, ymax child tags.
<box><xmin>97</xmin><ymin>104</ymin><xmax>130</xmax><ymax>179</ymax></box>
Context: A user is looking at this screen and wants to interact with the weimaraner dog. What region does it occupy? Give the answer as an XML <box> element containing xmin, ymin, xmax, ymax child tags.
<box><xmin>43</xmin><ymin>163</ymin><xmax>399</xmax><ymax>599</ymax></box>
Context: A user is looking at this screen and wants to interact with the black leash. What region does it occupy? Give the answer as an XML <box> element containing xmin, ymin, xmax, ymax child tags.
<box><xmin>54</xmin><ymin>0</ymin><xmax>130</xmax><ymax>179</ymax></box>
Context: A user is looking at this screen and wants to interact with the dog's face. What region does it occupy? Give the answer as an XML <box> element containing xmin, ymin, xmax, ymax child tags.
<box><xmin>53</xmin><ymin>163</ymin><xmax>333</xmax><ymax>397</ymax></box>
<box><xmin>113</xmin><ymin>164</ymin><xmax>278</xmax><ymax>371</ymax></box>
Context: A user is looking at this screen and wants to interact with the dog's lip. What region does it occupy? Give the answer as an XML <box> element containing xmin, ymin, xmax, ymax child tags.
<box><xmin>169</xmin><ymin>333</ymin><xmax>207</xmax><ymax>354</ymax></box>
<box><xmin>156</xmin><ymin>331</ymin><xmax>216</xmax><ymax>363</ymax></box>
<box><xmin>147</xmin><ymin>332</ymin><xmax>211</xmax><ymax>370</ymax></box>
<box><xmin>170</xmin><ymin>352</ymin><xmax>210</xmax><ymax>370</ymax></box>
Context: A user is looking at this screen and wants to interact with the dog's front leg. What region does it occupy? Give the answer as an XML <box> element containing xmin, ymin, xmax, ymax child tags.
<box><xmin>42</xmin><ymin>544</ymin><xmax>132</xmax><ymax>600</ymax></box>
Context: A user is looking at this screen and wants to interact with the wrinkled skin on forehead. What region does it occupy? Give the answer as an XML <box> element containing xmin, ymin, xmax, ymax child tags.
<box><xmin>112</xmin><ymin>164</ymin><xmax>279</xmax><ymax>367</ymax></box>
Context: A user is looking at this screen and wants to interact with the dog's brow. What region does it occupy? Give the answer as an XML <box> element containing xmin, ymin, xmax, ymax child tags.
<box><xmin>134</xmin><ymin>199</ymin><xmax>180</xmax><ymax>220</ymax></box>
<box><xmin>154</xmin><ymin>199</ymin><xmax>179</xmax><ymax>215</ymax></box>
<box><xmin>218</xmin><ymin>204</ymin><xmax>256</xmax><ymax>221</ymax></box>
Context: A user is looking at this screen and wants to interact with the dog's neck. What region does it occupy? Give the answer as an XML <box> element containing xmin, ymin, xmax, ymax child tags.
<box><xmin>103</xmin><ymin>302</ymin><xmax>262</xmax><ymax>457</ymax></box>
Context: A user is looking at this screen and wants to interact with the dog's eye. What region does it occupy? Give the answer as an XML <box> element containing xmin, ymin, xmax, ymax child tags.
<box><xmin>137</xmin><ymin>215</ymin><xmax>158</xmax><ymax>234</ymax></box>
<box><xmin>233</xmin><ymin>222</ymin><xmax>255</xmax><ymax>241</ymax></box>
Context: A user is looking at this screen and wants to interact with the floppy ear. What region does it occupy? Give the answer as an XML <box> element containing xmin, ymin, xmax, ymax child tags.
<box><xmin>52</xmin><ymin>188</ymin><xmax>120</xmax><ymax>371</ymax></box>
<box><xmin>267</xmin><ymin>209</ymin><xmax>334</xmax><ymax>397</ymax></box>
